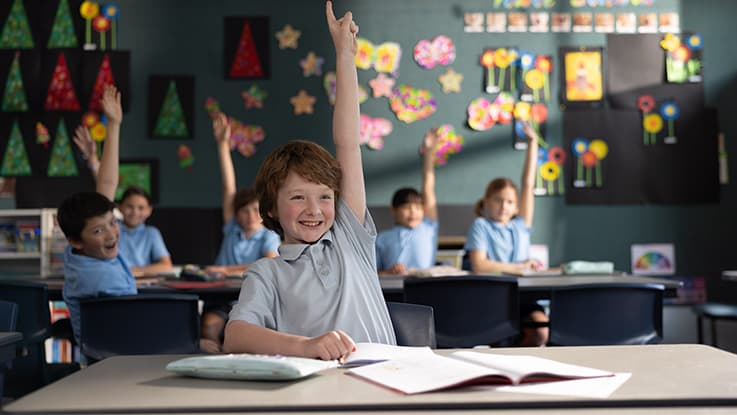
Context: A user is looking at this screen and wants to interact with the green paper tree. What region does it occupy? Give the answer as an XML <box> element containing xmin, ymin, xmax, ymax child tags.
<box><xmin>153</xmin><ymin>81</ymin><xmax>188</xmax><ymax>137</ymax></box>
<box><xmin>0</xmin><ymin>0</ymin><xmax>34</xmax><ymax>49</ymax></box>
<box><xmin>47</xmin><ymin>119</ymin><xmax>78</xmax><ymax>177</ymax></box>
<box><xmin>47</xmin><ymin>0</ymin><xmax>78</xmax><ymax>48</ymax></box>
<box><xmin>1</xmin><ymin>120</ymin><xmax>31</xmax><ymax>176</ymax></box>
<box><xmin>2</xmin><ymin>52</ymin><xmax>28</xmax><ymax>111</ymax></box>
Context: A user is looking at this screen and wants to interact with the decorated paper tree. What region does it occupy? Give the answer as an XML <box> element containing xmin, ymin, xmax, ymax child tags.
<box><xmin>48</xmin><ymin>0</ymin><xmax>78</xmax><ymax>48</ymax></box>
<box><xmin>44</xmin><ymin>53</ymin><xmax>80</xmax><ymax>111</ymax></box>
<box><xmin>154</xmin><ymin>81</ymin><xmax>188</xmax><ymax>137</ymax></box>
<box><xmin>88</xmin><ymin>54</ymin><xmax>115</xmax><ymax>111</ymax></box>
<box><xmin>47</xmin><ymin>119</ymin><xmax>78</xmax><ymax>176</ymax></box>
<box><xmin>229</xmin><ymin>22</ymin><xmax>264</xmax><ymax>78</ymax></box>
<box><xmin>1</xmin><ymin>120</ymin><xmax>32</xmax><ymax>176</ymax></box>
<box><xmin>0</xmin><ymin>0</ymin><xmax>34</xmax><ymax>49</ymax></box>
<box><xmin>2</xmin><ymin>52</ymin><xmax>29</xmax><ymax>112</ymax></box>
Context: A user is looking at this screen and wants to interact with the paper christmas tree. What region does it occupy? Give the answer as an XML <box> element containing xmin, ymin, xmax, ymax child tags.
<box><xmin>88</xmin><ymin>54</ymin><xmax>115</xmax><ymax>111</ymax></box>
<box><xmin>47</xmin><ymin>119</ymin><xmax>78</xmax><ymax>176</ymax></box>
<box><xmin>44</xmin><ymin>53</ymin><xmax>80</xmax><ymax>111</ymax></box>
<box><xmin>47</xmin><ymin>0</ymin><xmax>78</xmax><ymax>48</ymax></box>
<box><xmin>1</xmin><ymin>120</ymin><xmax>31</xmax><ymax>176</ymax></box>
<box><xmin>229</xmin><ymin>22</ymin><xmax>264</xmax><ymax>78</ymax></box>
<box><xmin>2</xmin><ymin>52</ymin><xmax>28</xmax><ymax>111</ymax></box>
<box><xmin>0</xmin><ymin>0</ymin><xmax>34</xmax><ymax>49</ymax></box>
<box><xmin>153</xmin><ymin>81</ymin><xmax>188</xmax><ymax>137</ymax></box>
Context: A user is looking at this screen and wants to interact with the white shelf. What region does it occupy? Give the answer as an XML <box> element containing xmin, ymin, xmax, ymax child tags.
<box><xmin>0</xmin><ymin>251</ymin><xmax>42</xmax><ymax>259</ymax></box>
<box><xmin>0</xmin><ymin>208</ymin><xmax>66</xmax><ymax>277</ymax></box>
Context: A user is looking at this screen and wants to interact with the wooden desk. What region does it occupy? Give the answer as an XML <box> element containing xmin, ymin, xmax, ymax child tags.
<box><xmin>5</xmin><ymin>344</ymin><xmax>737</xmax><ymax>414</ymax></box>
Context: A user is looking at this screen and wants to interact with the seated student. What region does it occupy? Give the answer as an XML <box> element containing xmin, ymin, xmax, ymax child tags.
<box><xmin>376</xmin><ymin>129</ymin><xmax>439</xmax><ymax>275</ymax></box>
<box><xmin>223</xmin><ymin>1</ymin><xmax>395</xmax><ymax>360</ymax></box>
<box><xmin>464</xmin><ymin>122</ymin><xmax>549</xmax><ymax>347</ymax></box>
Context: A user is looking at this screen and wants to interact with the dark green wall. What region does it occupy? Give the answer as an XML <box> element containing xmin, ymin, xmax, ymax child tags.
<box><xmin>113</xmin><ymin>0</ymin><xmax>735</xmax><ymax>291</ymax></box>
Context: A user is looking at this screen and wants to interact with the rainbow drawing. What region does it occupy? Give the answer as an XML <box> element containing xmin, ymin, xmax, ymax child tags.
<box><xmin>634</xmin><ymin>252</ymin><xmax>672</xmax><ymax>273</ymax></box>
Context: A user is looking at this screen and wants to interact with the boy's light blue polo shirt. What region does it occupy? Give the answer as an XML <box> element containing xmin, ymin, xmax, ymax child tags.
<box><xmin>118</xmin><ymin>221</ymin><xmax>170</xmax><ymax>267</ymax></box>
<box><xmin>376</xmin><ymin>217</ymin><xmax>438</xmax><ymax>270</ymax></box>
<box><xmin>215</xmin><ymin>221</ymin><xmax>281</xmax><ymax>265</ymax></box>
<box><xmin>464</xmin><ymin>216</ymin><xmax>531</xmax><ymax>263</ymax></box>
<box><xmin>62</xmin><ymin>246</ymin><xmax>137</xmax><ymax>344</ymax></box>
<box><xmin>229</xmin><ymin>199</ymin><xmax>396</xmax><ymax>345</ymax></box>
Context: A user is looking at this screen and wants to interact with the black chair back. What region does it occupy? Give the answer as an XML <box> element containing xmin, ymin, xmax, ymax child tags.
<box><xmin>549</xmin><ymin>283</ymin><xmax>664</xmax><ymax>346</ymax></box>
<box><xmin>403</xmin><ymin>276</ymin><xmax>519</xmax><ymax>348</ymax></box>
<box><xmin>386</xmin><ymin>302</ymin><xmax>436</xmax><ymax>348</ymax></box>
<box><xmin>80</xmin><ymin>294</ymin><xmax>200</xmax><ymax>362</ymax></box>
<box><xmin>0</xmin><ymin>300</ymin><xmax>19</xmax><ymax>401</ymax></box>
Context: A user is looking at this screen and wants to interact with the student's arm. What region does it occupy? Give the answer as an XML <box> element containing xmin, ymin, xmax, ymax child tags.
<box><xmin>422</xmin><ymin>128</ymin><xmax>439</xmax><ymax>222</ymax></box>
<box><xmin>95</xmin><ymin>85</ymin><xmax>122</xmax><ymax>201</ymax></box>
<box><xmin>130</xmin><ymin>257</ymin><xmax>173</xmax><ymax>277</ymax></box>
<box><xmin>518</xmin><ymin>122</ymin><xmax>538</xmax><ymax>228</ymax></box>
<box><xmin>213</xmin><ymin>112</ymin><xmax>235</xmax><ymax>223</ymax></box>
<box><xmin>468</xmin><ymin>250</ymin><xmax>537</xmax><ymax>274</ymax></box>
<box><xmin>223</xmin><ymin>320</ymin><xmax>356</xmax><ymax>361</ymax></box>
<box><xmin>327</xmin><ymin>1</ymin><xmax>364</xmax><ymax>221</ymax></box>
<box><xmin>73</xmin><ymin>126</ymin><xmax>99</xmax><ymax>178</ymax></box>
<box><xmin>207</xmin><ymin>251</ymin><xmax>278</xmax><ymax>276</ymax></box>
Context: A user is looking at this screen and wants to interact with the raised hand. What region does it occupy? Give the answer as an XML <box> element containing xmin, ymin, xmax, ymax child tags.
<box><xmin>423</xmin><ymin>128</ymin><xmax>439</xmax><ymax>154</ymax></box>
<box><xmin>212</xmin><ymin>112</ymin><xmax>231</xmax><ymax>145</ymax></box>
<box><xmin>521</xmin><ymin>121</ymin><xmax>539</xmax><ymax>146</ymax></box>
<box><xmin>302</xmin><ymin>330</ymin><xmax>356</xmax><ymax>361</ymax></box>
<box><xmin>100</xmin><ymin>84</ymin><xmax>122</xmax><ymax>125</ymax></box>
<box><xmin>73</xmin><ymin>125</ymin><xmax>96</xmax><ymax>161</ymax></box>
<box><xmin>326</xmin><ymin>0</ymin><xmax>358</xmax><ymax>57</ymax></box>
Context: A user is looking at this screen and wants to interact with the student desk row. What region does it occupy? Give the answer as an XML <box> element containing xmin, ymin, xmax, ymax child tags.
<box><xmin>5</xmin><ymin>344</ymin><xmax>737</xmax><ymax>414</ymax></box>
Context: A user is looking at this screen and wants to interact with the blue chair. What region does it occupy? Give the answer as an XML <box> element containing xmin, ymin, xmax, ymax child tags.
<box><xmin>692</xmin><ymin>303</ymin><xmax>737</xmax><ymax>347</ymax></box>
<box><xmin>386</xmin><ymin>302</ymin><xmax>436</xmax><ymax>348</ymax></box>
<box><xmin>79</xmin><ymin>294</ymin><xmax>200</xmax><ymax>363</ymax></box>
<box><xmin>548</xmin><ymin>283</ymin><xmax>664</xmax><ymax>346</ymax></box>
<box><xmin>403</xmin><ymin>276</ymin><xmax>520</xmax><ymax>348</ymax></box>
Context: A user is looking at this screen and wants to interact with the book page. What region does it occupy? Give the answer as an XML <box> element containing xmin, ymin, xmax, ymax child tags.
<box><xmin>496</xmin><ymin>372</ymin><xmax>631</xmax><ymax>398</ymax></box>
<box><xmin>342</xmin><ymin>343</ymin><xmax>435</xmax><ymax>368</ymax></box>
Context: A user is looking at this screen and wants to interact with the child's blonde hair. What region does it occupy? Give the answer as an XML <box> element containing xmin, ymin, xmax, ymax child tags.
<box><xmin>474</xmin><ymin>177</ymin><xmax>518</xmax><ymax>217</ymax></box>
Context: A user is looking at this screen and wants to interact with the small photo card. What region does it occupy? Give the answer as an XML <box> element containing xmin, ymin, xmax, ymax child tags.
<box><xmin>631</xmin><ymin>243</ymin><xmax>675</xmax><ymax>276</ymax></box>
<box><xmin>486</xmin><ymin>12</ymin><xmax>507</xmax><ymax>33</ymax></box>
<box><xmin>638</xmin><ymin>13</ymin><xmax>658</xmax><ymax>33</ymax></box>
<box><xmin>594</xmin><ymin>13</ymin><xmax>614</xmax><ymax>33</ymax></box>
<box><xmin>616</xmin><ymin>13</ymin><xmax>636</xmax><ymax>33</ymax></box>
<box><xmin>529</xmin><ymin>12</ymin><xmax>549</xmax><ymax>33</ymax></box>
<box><xmin>551</xmin><ymin>13</ymin><xmax>571</xmax><ymax>32</ymax></box>
<box><xmin>572</xmin><ymin>12</ymin><xmax>592</xmax><ymax>33</ymax></box>
<box><xmin>464</xmin><ymin>12</ymin><xmax>484</xmax><ymax>33</ymax></box>
<box><xmin>508</xmin><ymin>12</ymin><xmax>528</xmax><ymax>32</ymax></box>
<box><xmin>659</xmin><ymin>12</ymin><xmax>680</xmax><ymax>33</ymax></box>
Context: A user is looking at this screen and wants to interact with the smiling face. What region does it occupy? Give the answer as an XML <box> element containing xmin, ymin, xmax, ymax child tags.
<box><xmin>236</xmin><ymin>200</ymin><xmax>264</xmax><ymax>235</ymax></box>
<box><xmin>69</xmin><ymin>210</ymin><xmax>120</xmax><ymax>260</ymax></box>
<box><xmin>119</xmin><ymin>194</ymin><xmax>152</xmax><ymax>229</ymax></box>
<box><xmin>272</xmin><ymin>171</ymin><xmax>336</xmax><ymax>244</ymax></box>
<box><xmin>483</xmin><ymin>186</ymin><xmax>518</xmax><ymax>224</ymax></box>
<box><xmin>392</xmin><ymin>202</ymin><xmax>424</xmax><ymax>228</ymax></box>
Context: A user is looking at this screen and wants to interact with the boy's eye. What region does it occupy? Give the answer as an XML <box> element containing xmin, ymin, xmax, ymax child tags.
<box><xmin>290</xmin><ymin>195</ymin><xmax>304</xmax><ymax>200</ymax></box>
<box><xmin>320</xmin><ymin>194</ymin><xmax>333</xmax><ymax>200</ymax></box>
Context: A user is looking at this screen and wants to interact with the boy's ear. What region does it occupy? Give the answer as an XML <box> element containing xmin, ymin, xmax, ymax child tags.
<box><xmin>68</xmin><ymin>238</ymin><xmax>84</xmax><ymax>250</ymax></box>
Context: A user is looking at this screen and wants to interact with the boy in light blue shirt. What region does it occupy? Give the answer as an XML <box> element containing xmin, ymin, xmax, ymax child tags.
<box><xmin>116</xmin><ymin>186</ymin><xmax>172</xmax><ymax>275</ymax></box>
<box><xmin>376</xmin><ymin>129</ymin><xmax>439</xmax><ymax>275</ymax></box>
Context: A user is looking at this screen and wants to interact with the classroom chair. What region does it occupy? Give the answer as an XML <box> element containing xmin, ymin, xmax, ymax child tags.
<box><xmin>386</xmin><ymin>301</ymin><xmax>436</xmax><ymax>348</ymax></box>
<box><xmin>79</xmin><ymin>293</ymin><xmax>200</xmax><ymax>363</ymax></box>
<box><xmin>0</xmin><ymin>300</ymin><xmax>19</xmax><ymax>403</ymax></box>
<box><xmin>548</xmin><ymin>283</ymin><xmax>664</xmax><ymax>346</ymax></box>
<box><xmin>0</xmin><ymin>281</ymin><xmax>79</xmax><ymax>398</ymax></box>
<box><xmin>403</xmin><ymin>276</ymin><xmax>520</xmax><ymax>348</ymax></box>
<box><xmin>692</xmin><ymin>302</ymin><xmax>737</xmax><ymax>347</ymax></box>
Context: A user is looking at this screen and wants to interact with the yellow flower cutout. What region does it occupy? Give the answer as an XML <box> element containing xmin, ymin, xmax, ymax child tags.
<box><xmin>643</xmin><ymin>113</ymin><xmax>663</xmax><ymax>134</ymax></box>
<box><xmin>494</xmin><ymin>48</ymin><xmax>512</xmax><ymax>69</ymax></box>
<box><xmin>90</xmin><ymin>123</ymin><xmax>107</xmax><ymax>142</ymax></box>
<box><xmin>374</xmin><ymin>42</ymin><xmax>401</xmax><ymax>73</ymax></box>
<box><xmin>80</xmin><ymin>1</ymin><xmax>99</xmax><ymax>19</ymax></box>
<box><xmin>525</xmin><ymin>69</ymin><xmax>545</xmax><ymax>90</ymax></box>
<box><xmin>660</xmin><ymin>33</ymin><xmax>680</xmax><ymax>52</ymax></box>
<box><xmin>540</xmin><ymin>161</ymin><xmax>560</xmax><ymax>181</ymax></box>
<box><xmin>438</xmin><ymin>68</ymin><xmax>463</xmax><ymax>93</ymax></box>
<box><xmin>355</xmin><ymin>38</ymin><xmax>374</xmax><ymax>70</ymax></box>
<box><xmin>275</xmin><ymin>24</ymin><xmax>301</xmax><ymax>50</ymax></box>
<box><xmin>589</xmin><ymin>139</ymin><xmax>609</xmax><ymax>160</ymax></box>
<box><xmin>513</xmin><ymin>102</ymin><xmax>531</xmax><ymax>121</ymax></box>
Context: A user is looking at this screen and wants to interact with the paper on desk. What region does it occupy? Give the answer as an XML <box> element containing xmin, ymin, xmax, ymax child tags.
<box><xmin>494</xmin><ymin>372</ymin><xmax>631</xmax><ymax>399</ymax></box>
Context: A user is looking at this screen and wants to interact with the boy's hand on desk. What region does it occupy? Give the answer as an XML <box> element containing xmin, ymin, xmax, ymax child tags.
<box><xmin>302</xmin><ymin>330</ymin><xmax>356</xmax><ymax>361</ymax></box>
<box><xmin>383</xmin><ymin>263</ymin><xmax>408</xmax><ymax>276</ymax></box>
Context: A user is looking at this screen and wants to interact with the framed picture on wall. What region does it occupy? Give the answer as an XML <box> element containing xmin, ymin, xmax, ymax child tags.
<box><xmin>148</xmin><ymin>75</ymin><xmax>194</xmax><ymax>139</ymax></box>
<box><xmin>116</xmin><ymin>158</ymin><xmax>159</xmax><ymax>203</ymax></box>
<box><xmin>559</xmin><ymin>47</ymin><xmax>604</xmax><ymax>107</ymax></box>
<box><xmin>224</xmin><ymin>16</ymin><xmax>270</xmax><ymax>79</ymax></box>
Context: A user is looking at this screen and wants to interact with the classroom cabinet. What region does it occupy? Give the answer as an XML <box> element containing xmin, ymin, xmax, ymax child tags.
<box><xmin>0</xmin><ymin>208</ymin><xmax>66</xmax><ymax>277</ymax></box>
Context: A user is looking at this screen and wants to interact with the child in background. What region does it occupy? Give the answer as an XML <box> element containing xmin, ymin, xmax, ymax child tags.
<box><xmin>223</xmin><ymin>1</ymin><xmax>395</xmax><ymax>359</ymax></box>
<box><xmin>376</xmin><ymin>129</ymin><xmax>438</xmax><ymax>275</ymax></box>
<box><xmin>464</xmin><ymin>122</ymin><xmax>549</xmax><ymax>347</ymax></box>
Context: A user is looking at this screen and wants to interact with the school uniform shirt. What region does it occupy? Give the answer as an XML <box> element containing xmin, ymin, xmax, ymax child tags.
<box><xmin>375</xmin><ymin>218</ymin><xmax>438</xmax><ymax>271</ymax></box>
<box><xmin>215</xmin><ymin>221</ymin><xmax>281</xmax><ymax>266</ymax></box>
<box><xmin>62</xmin><ymin>246</ymin><xmax>137</xmax><ymax>345</ymax></box>
<box><xmin>117</xmin><ymin>221</ymin><xmax>170</xmax><ymax>268</ymax></box>
<box><xmin>229</xmin><ymin>199</ymin><xmax>396</xmax><ymax>345</ymax></box>
<box><xmin>464</xmin><ymin>216</ymin><xmax>531</xmax><ymax>263</ymax></box>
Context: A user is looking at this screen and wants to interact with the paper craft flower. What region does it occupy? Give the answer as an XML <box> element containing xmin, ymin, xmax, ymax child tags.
<box><xmin>548</xmin><ymin>146</ymin><xmax>566</xmax><ymax>165</ymax></box>
<box><xmin>467</xmin><ymin>98</ymin><xmax>495</xmax><ymax>131</ymax></box>
<box><xmin>438</xmin><ymin>68</ymin><xmax>463</xmax><ymax>93</ymax></box>
<box><xmin>359</xmin><ymin>114</ymin><xmax>393</xmax><ymax>150</ymax></box>
<box><xmin>513</xmin><ymin>102</ymin><xmax>531</xmax><ymax>121</ymax></box>
<box><xmin>643</xmin><ymin>113</ymin><xmax>663</xmax><ymax>134</ymax></box>
<box><xmin>637</xmin><ymin>95</ymin><xmax>655</xmax><ymax>113</ymax></box>
<box><xmin>494</xmin><ymin>48</ymin><xmax>513</xmax><ymax>69</ymax></box>
<box><xmin>92</xmin><ymin>15</ymin><xmax>110</xmax><ymax>32</ymax></box>
<box><xmin>520</xmin><ymin>52</ymin><xmax>535</xmax><ymax>70</ymax></box>
<box><xmin>323</xmin><ymin>72</ymin><xmax>337</xmax><ymax>105</ymax></box>
<box><xmin>36</xmin><ymin>122</ymin><xmax>50</xmax><ymax>147</ymax></box>
<box><xmin>82</xmin><ymin>111</ymin><xmax>100</xmax><ymax>128</ymax></box>
<box><xmin>672</xmin><ymin>45</ymin><xmax>691</xmax><ymax>63</ymax></box>
<box><xmin>369</xmin><ymin>73</ymin><xmax>396</xmax><ymax>98</ymax></box>
<box><xmin>290</xmin><ymin>90</ymin><xmax>316</xmax><ymax>115</ymax></box>
<box><xmin>299</xmin><ymin>51</ymin><xmax>324</xmax><ymax>77</ymax></box>
<box><xmin>374</xmin><ymin>42</ymin><xmax>401</xmax><ymax>74</ymax></box>
<box><xmin>660</xmin><ymin>101</ymin><xmax>680</xmax><ymax>120</ymax></box>
<box><xmin>358</xmin><ymin>85</ymin><xmax>368</xmax><ymax>104</ymax></box>
<box><xmin>686</xmin><ymin>33</ymin><xmax>703</xmax><ymax>50</ymax></box>
<box><xmin>660</xmin><ymin>33</ymin><xmax>680</xmax><ymax>51</ymax></box>
<box><xmin>530</xmin><ymin>103</ymin><xmax>548</xmax><ymax>124</ymax></box>
<box><xmin>389</xmin><ymin>85</ymin><xmax>436</xmax><ymax>124</ymax></box>
<box><xmin>571</xmin><ymin>137</ymin><xmax>589</xmax><ymax>156</ymax></box>
<box><xmin>241</xmin><ymin>85</ymin><xmax>267</xmax><ymax>109</ymax></box>
<box><xmin>356</xmin><ymin>38</ymin><xmax>374</xmax><ymax>70</ymax></box>
<box><xmin>433</xmin><ymin>124</ymin><xmax>464</xmax><ymax>166</ymax></box>
<box><xmin>90</xmin><ymin>122</ymin><xmax>107</xmax><ymax>142</ymax></box>
<box><xmin>102</xmin><ymin>3</ymin><xmax>119</xmax><ymax>19</ymax></box>
<box><xmin>581</xmin><ymin>150</ymin><xmax>598</xmax><ymax>168</ymax></box>
<box><xmin>177</xmin><ymin>144</ymin><xmax>194</xmax><ymax>170</ymax></box>
<box><xmin>535</xmin><ymin>56</ymin><xmax>553</xmax><ymax>73</ymax></box>
<box><xmin>493</xmin><ymin>92</ymin><xmax>515</xmax><ymax>124</ymax></box>
<box><xmin>80</xmin><ymin>1</ymin><xmax>99</xmax><ymax>19</ymax></box>
<box><xmin>275</xmin><ymin>24</ymin><xmax>301</xmax><ymax>49</ymax></box>
<box><xmin>589</xmin><ymin>139</ymin><xmax>609</xmax><ymax>160</ymax></box>
<box><xmin>480</xmin><ymin>50</ymin><xmax>495</xmax><ymax>68</ymax></box>
<box><xmin>537</xmin><ymin>147</ymin><xmax>548</xmax><ymax>163</ymax></box>
<box><xmin>413</xmin><ymin>35</ymin><xmax>456</xmax><ymax>69</ymax></box>
<box><xmin>540</xmin><ymin>161</ymin><xmax>560</xmax><ymax>181</ymax></box>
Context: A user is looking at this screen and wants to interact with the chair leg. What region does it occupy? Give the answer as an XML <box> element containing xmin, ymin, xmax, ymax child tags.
<box><xmin>697</xmin><ymin>316</ymin><xmax>703</xmax><ymax>344</ymax></box>
<box><xmin>710</xmin><ymin>318</ymin><xmax>718</xmax><ymax>347</ymax></box>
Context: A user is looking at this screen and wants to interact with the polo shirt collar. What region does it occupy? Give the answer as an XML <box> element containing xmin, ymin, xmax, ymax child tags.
<box><xmin>121</xmin><ymin>221</ymin><xmax>145</xmax><ymax>235</ymax></box>
<box><xmin>278</xmin><ymin>229</ymin><xmax>334</xmax><ymax>261</ymax></box>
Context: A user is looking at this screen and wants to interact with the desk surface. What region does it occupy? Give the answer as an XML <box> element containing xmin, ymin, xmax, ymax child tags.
<box><xmin>6</xmin><ymin>344</ymin><xmax>737</xmax><ymax>414</ymax></box>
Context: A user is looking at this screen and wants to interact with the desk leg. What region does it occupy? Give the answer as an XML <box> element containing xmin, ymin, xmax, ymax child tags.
<box><xmin>711</xmin><ymin>318</ymin><xmax>718</xmax><ymax>347</ymax></box>
<box><xmin>697</xmin><ymin>317</ymin><xmax>703</xmax><ymax>344</ymax></box>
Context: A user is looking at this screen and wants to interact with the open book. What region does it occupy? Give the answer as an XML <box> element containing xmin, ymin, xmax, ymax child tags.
<box><xmin>348</xmin><ymin>350</ymin><xmax>614</xmax><ymax>395</ymax></box>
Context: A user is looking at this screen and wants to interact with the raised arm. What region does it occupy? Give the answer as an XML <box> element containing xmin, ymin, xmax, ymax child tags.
<box><xmin>212</xmin><ymin>112</ymin><xmax>236</xmax><ymax>223</ymax></box>
<box><xmin>422</xmin><ymin>129</ymin><xmax>438</xmax><ymax>222</ymax></box>
<box><xmin>326</xmin><ymin>1</ymin><xmax>364</xmax><ymax>221</ymax></box>
<box><xmin>73</xmin><ymin>126</ymin><xmax>99</xmax><ymax>178</ymax></box>
<box><xmin>518</xmin><ymin>122</ymin><xmax>538</xmax><ymax>227</ymax></box>
<box><xmin>95</xmin><ymin>85</ymin><xmax>122</xmax><ymax>201</ymax></box>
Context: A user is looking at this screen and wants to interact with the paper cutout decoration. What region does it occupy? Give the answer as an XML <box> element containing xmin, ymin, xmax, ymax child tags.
<box><xmin>359</xmin><ymin>114</ymin><xmax>392</xmax><ymax>150</ymax></box>
<box><xmin>368</xmin><ymin>73</ymin><xmax>395</xmax><ymax>98</ymax></box>
<box><xmin>513</xmin><ymin>102</ymin><xmax>549</xmax><ymax>150</ymax></box>
<box><xmin>241</xmin><ymin>85</ymin><xmax>267</xmax><ymax>109</ymax></box>
<box><xmin>323</xmin><ymin>72</ymin><xmax>367</xmax><ymax>105</ymax></box>
<box><xmin>275</xmin><ymin>24</ymin><xmax>300</xmax><ymax>49</ymax></box>
<box><xmin>562</xmin><ymin>48</ymin><xmax>603</xmax><ymax>104</ymax></box>
<box><xmin>662</xmin><ymin>33</ymin><xmax>703</xmax><ymax>83</ymax></box>
<box><xmin>389</xmin><ymin>85</ymin><xmax>436</xmax><ymax>124</ymax></box>
<box><xmin>87</xmin><ymin>54</ymin><xmax>115</xmax><ymax>112</ymax></box>
<box><xmin>413</xmin><ymin>35</ymin><xmax>456</xmax><ymax>69</ymax></box>
<box><xmin>638</xmin><ymin>95</ymin><xmax>680</xmax><ymax>145</ymax></box>
<box><xmin>492</xmin><ymin>92</ymin><xmax>514</xmax><ymax>124</ymax></box>
<box><xmin>534</xmin><ymin>146</ymin><xmax>565</xmax><ymax>196</ymax></box>
<box><xmin>432</xmin><ymin>124</ymin><xmax>463</xmax><ymax>166</ymax></box>
<box><xmin>101</xmin><ymin>3</ymin><xmax>119</xmax><ymax>49</ymax></box>
<box><xmin>47</xmin><ymin>119</ymin><xmax>78</xmax><ymax>177</ymax></box>
<box><xmin>89</xmin><ymin>121</ymin><xmax>106</xmax><ymax>141</ymax></box>
<box><xmin>299</xmin><ymin>51</ymin><xmax>324</xmax><ymax>77</ymax></box>
<box><xmin>205</xmin><ymin>97</ymin><xmax>265</xmax><ymax>158</ymax></box>
<box><xmin>92</xmin><ymin>15</ymin><xmax>111</xmax><ymax>50</ymax></box>
<box><xmin>82</xmin><ymin>110</ymin><xmax>99</xmax><ymax>128</ymax></box>
<box><xmin>153</xmin><ymin>81</ymin><xmax>188</xmax><ymax>137</ymax></box>
<box><xmin>494</xmin><ymin>0</ymin><xmax>556</xmax><ymax>8</ymax></box>
<box><xmin>290</xmin><ymin>89</ymin><xmax>315</xmax><ymax>115</ymax></box>
<box><xmin>479</xmin><ymin>47</ymin><xmax>519</xmax><ymax>94</ymax></box>
<box><xmin>438</xmin><ymin>68</ymin><xmax>463</xmax><ymax>93</ymax></box>
<box><xmin>519</xmin><ymin>53</ymin><xmax>552</xmax><ymax>102</ymax></box>
<box><xmin>48</xmin><ymin>0</ymin><xmax>78</xmax><ymax>48</ymax></box>
<box><xmin>2</xmin><ymin>52</ymin><xmax>28</xmax><ymax>111</ymax></box>
<box><xmin>44</xmin><ymin>53</ymin><xmax>80</xmax><ymax>111</ymax></box>
<box><xmin>36</xmin><ymin>122</ymin><xmax>49</xmax><ymax>148</ymax></box>
<box><xmin>0</xmin><ymin>0</ymin><xmax>34</xmax><ymax>49</ymax></box>
<box><xmin>467</xmin><ymin>98</ymin><xmax>495</xmax><ymax>131</ymax></box>
<box><xmin>1</xmin><ymin>119</ymin><xmax>31</xmax><ymax>176</ymax></box>
<box><xmin>177</xmin><ymin>144</ymin><xmax>193</xmax><ymax>171</ymax></box>
<box><xmin>355</xmin><ymin>38</ymin><xmax>401</xmax><ymax>75</ymax></box>
<box><xmin>116</xmin><ymin>158</ymin><xmax>157</xmax><ymax>202</ymax></box>
<box><xmin>631</xmin><ymin>243</ymin><xmax>675</xmax><ymax>276</ymax></box>
<box><xmin>571</xmin><ymin>137</ymin><xmax>608</xmax><ymax>188</ymax></box>
<box><xmin>79</xmin><ymin>1</ymin><xmax>99</xmax><ymax>50</ymax></box>
<box><xmin>229</xmin><ymin>21</ymin><xmax>264</xmax><ymax>78</ymax></box>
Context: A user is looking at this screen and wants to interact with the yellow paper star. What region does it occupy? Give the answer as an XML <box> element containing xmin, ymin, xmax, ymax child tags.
<box><xmin>290</xmin><ymin>89</ymin><xmax>316</xmax><ymax>115</ymax></box>
<box><xmin>275</xmin><ymin>24</ymin><xmax>301</xmax><ymax>50</ymax></box>
<box><xmin>438</xmin><ymin>68</ymin><xmax>464</xmax><ymax>93</ymax></box>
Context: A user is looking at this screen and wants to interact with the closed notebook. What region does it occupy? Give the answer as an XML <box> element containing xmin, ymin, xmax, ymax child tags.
<box><xmin>166</xmin><ymin>354</ymin><xmax>338</xmax><ymax>381</ymax></box>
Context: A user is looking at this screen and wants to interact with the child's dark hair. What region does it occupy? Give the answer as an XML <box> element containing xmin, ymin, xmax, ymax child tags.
<box><xmin>391</xmin><ymin>187</ymin><xmax>423</xmax><ymax>208</ymax></box>
<box><xmin>57</xmin><ymin>192</ymin><xmax>116</xmax><ymax>241</ymax></box>
<box><xmin>474</xmin><ymin>177</ymin><xmax>518</xmax><ymax>217</ymax></box>
<box><xmin>233</xmin><ymin>187</ymin><xmax>259</xmax><ymax>213</ymax></box>
<box><xmin>119</xmin><ymin>185</ymin><xmax>152</xmax><ymax>205</ymax></box>
<box><xmin>255</xmin><ymin>140</ymin><xmax>341</xmax><ymax>238</ymax></box>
